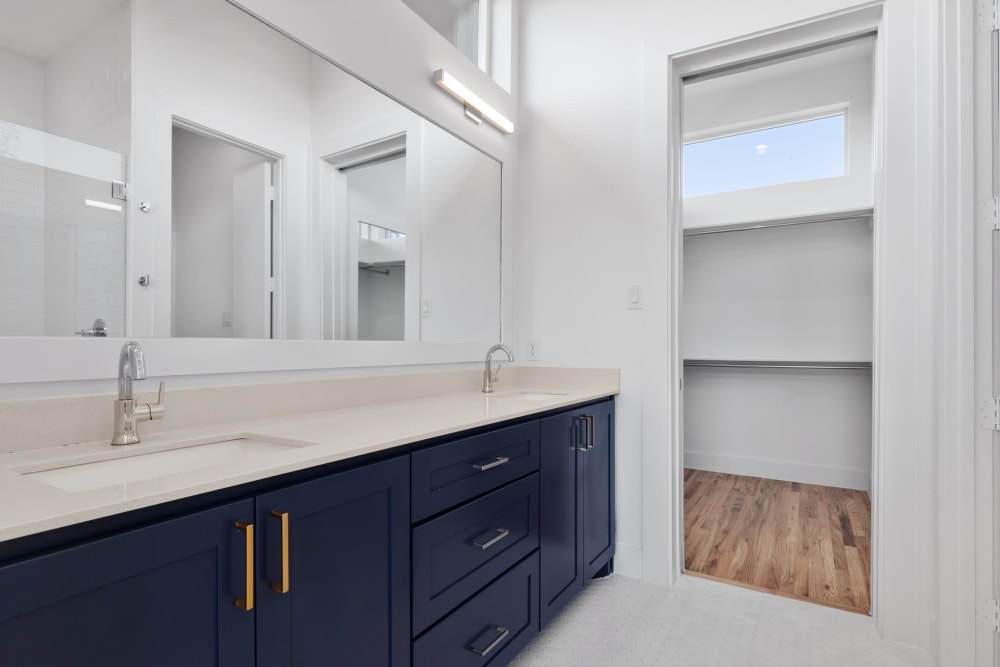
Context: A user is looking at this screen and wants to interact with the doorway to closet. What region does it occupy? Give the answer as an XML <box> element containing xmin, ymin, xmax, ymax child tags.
<box><xmin>679</xmin><ymin>37</ymin><xmax>875</xmax><ymax>615</ymax></box>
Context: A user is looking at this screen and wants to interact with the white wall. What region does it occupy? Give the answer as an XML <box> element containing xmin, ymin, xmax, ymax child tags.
<box><xmin>685</xmin><ymin>367</ymin><xmax>873</xmax><ymax>489</ymax></box>
<box><xmin>683</xmin><ymin>219</ymin><xmax>874</xmax><ymax>361</ymax></box>
<box><xmin>419</xmin><ymin>120</ymin><xmax>502</xmax><ymax>342</ymax></box>
<box><xmin>347</xmin><ymin>159</ymin><xmax>407</xmax><ymax>233</ymax></box>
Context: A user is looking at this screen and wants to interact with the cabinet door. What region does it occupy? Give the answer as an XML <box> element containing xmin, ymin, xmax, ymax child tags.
<box><xmin>538</xmin><ymin>410</ymin><xmax>584</xmax><ymax>628</ymax></box>
<box><xmin>583</xmin><ymin>400</ymin><xmax>615</xmax><ymax>581</ymax></box>
<box><xmin>0</xmin><ymin>499</ymin><xmax>255</xmax><ymax>667</ymax></box>
<box><xmin>255</xmin><ymin>456</ymin><xmax>410</xmax><ymax>667</ymax></box>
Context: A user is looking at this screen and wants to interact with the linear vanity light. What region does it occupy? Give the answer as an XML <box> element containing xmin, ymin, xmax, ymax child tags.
<box><xmin>84</xmin><ymin>199</ymin><xmax>123</xmax><ymax>213</ymax></box>
<box><xmin>432</xmin><ymin>69</ymin><xmax>514</xmax><ymax>134</ymax></box>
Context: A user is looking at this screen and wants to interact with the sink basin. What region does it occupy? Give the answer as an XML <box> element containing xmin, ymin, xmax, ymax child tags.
<box><xmin>23</xmin><ymin>437</ymin><xmax>307</xmax><ymax>493</ymax></box>
<box><xmin>507</xmin><ymin>392</ymin><xmax>567</xmax><ymax>401</ymax></box>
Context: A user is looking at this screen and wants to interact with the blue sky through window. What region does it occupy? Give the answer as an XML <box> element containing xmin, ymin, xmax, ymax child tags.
<box><xmin>683</xmin><ymin>114</ymin><xmax>846</xmax><ymax>197</ymax></box>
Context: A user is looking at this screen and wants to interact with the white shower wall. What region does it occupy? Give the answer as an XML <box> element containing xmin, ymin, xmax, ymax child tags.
<box><xmin>0</xmin><ymin>3</ymin><xmax>129</xmax><ymax>338</ymax></box>
<box><xmin>0</xmin><ymin>49</ymin><xmax>46</xmax><ymax>336</ymax></box>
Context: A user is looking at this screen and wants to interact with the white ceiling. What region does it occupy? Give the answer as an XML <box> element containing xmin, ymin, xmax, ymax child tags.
<box><xmin>0</xmin><ymin>0</ymin><xmax>127</xmax><ymax>61</ymax></box>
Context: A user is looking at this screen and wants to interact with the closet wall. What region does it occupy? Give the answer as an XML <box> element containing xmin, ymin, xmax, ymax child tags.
<box><xmin>682</xmin><ymin>42</ymin><xmax>875</xmax><ymax>492</ymax></box>
<box><xmin>683</xmin><ymin>219</ymin><xmax>873</xmax><ymax>490</ymax></box>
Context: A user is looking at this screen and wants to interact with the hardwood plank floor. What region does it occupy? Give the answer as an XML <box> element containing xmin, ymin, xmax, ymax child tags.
<box><xmin>683</xmin><ymin>468</ymin><xmax>871</xmax><ymax>614</ymax></box>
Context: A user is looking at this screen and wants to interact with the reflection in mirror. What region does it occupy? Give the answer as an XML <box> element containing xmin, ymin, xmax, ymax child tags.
<box><xmin>0</xmin><ymin>0</ymin><xmax>502</xmax><ymax>343</ymax></box>
<box><xmin>357</xmin><ymin>222</ymin><xmax>406</xmax><ymax>342</ymax></box>
<box><xmin>171</xmin><ymin>124</ymin><xmax>275</xmax><ymax>339</ymax></box>
<box><xmin>0</xmin><ymin>0</ymin><xmax>130</xmax><ymax>337</ymax></box>
<box><xmin>345</xmin><ymin>152</ymin><xmax>407</xmax><ymax>341</ymax></box>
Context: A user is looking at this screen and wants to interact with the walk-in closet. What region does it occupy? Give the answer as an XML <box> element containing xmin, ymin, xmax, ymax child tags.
<box><xmin>680</xmin><ymin>37</ymin><xmax>875</xmax><ymax>614</ymax></box>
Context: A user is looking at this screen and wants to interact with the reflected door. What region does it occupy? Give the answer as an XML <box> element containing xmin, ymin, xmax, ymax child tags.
<box><xmin>232</xmin><ymin>161</ymin><xmax>273</xmax><ymax>339</ymax></box>
<box><xmin>171</xmin><ymin>125</ymin><xmax>274</xmax><ymax>339</ymax></box>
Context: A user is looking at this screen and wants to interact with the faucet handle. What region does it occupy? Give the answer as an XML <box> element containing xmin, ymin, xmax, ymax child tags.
<box><xmin>146</xmin><ymin>381</ymin><xmax>166</xmax><ymax>421</ymax></box>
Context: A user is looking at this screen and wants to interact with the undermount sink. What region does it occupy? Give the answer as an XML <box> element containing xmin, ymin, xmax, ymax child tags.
<box><xmin>507</xmin><ymin>391</ymin><xmax>567</xmax><ymax>401</ymax></box>
<box><xmin>22</xmin><ymin>436</ymin><xmax>309</xmax><ymax>493</ymax></box>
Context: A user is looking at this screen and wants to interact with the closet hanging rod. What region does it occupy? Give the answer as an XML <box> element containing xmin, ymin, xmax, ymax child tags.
<box><xmin>682</xmin><ymin>208</ymin><xmax>874</xmax><ymax>237</ymax></box>
<box><xmin>684</xmin><ymin>359</ymin><xmax>872</xmax><ymax>370</ymax></box>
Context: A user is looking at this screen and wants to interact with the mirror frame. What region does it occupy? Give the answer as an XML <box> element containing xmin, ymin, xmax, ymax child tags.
<box><xmin>0</xmin><ymin>0</ymin><xmax>515</xmax><ymax>389</ymax></box>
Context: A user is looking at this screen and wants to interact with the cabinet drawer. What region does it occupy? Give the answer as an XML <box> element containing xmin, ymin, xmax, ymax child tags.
<box><xmin>412</xmin><ymin>474</ymin><xmax>539</xmax><ymax>635</ymax></box>
<box><xmin>412</xmin><ymin>421</ymin><xmax>540</xmax><ymax>521</ymax></box>
<box><xmin>412</xmin><ymin>554</ymin><xmax>539</xmax><ymax>667</ymax></box>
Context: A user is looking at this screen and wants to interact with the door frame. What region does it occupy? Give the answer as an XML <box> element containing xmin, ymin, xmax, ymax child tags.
<box><xmin>642</xmin><ymin>0</ymin><xmax>977</xmax><ymax>658</ymax></box>
<box><xmin>975</xmin><ymin>0</ymin><xmax>998</xmax><ymax>663</ymax></box>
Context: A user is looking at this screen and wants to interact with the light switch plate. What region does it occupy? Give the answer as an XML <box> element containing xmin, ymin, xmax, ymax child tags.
<box><xmin>627</xmin><ymin>284</ymin><xmax>643</xmax><ymax>310</ymax></box>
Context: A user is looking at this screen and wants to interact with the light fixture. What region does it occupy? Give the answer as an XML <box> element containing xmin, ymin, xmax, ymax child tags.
<box><xmin>432</xmin><ymin>69</ymin><xmax>514</xmax><ymax>135</ymax></box>
<box><xmin>84</xmin><ymin>199</ymin><xmax>123</xmax><ymax>213</ymax></box>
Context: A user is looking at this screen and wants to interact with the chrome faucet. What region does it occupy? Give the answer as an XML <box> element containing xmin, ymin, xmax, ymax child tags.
<box><xmin>111</xmin><ymin>341</ymin><xmax>165</xmax><ymax>445</ymax></box>
<box><xmin>482</xmin><ymin>343</ymin><xmax>514</xmax><ymax>394</ymax></box>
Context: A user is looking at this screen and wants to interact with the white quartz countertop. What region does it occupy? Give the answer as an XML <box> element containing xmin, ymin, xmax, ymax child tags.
<box><xmin>0</xmin><ymin>382</ymin><xmax>616</xmax><ymax>544</ymax></box>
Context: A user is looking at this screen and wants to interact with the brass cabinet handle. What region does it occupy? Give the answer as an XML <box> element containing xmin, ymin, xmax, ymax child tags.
<box><xmin>471</xmin><ymin>527</ymin><xmax>510</xmax><ymax>550</ymax></box>
<box><xmin>468</xmin><ymin>625</ymin><xmax>510</xmax><ymax>657</ymax></box>
<box><xmin>235</xmin><ymin>522</ymin><xmax>254</xmax><ymax>611</ymax></box>
<box><xmin>473</xmin><ymin>455</ymin><xmax>509</xmax><ymax>471</ymax></box>
<box><xmin>270</xmin><ymin>511</ymin><xmax>290</xmax><ymax>594</ymax></box>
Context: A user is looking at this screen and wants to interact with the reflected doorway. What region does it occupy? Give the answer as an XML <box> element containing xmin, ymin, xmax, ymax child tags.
<box><xmin>171</xmin><ymin>124</ymin><xmax>275</xmax><ymax>338</ymax></box>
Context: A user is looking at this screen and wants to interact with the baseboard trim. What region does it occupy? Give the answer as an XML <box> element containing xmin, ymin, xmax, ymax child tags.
<box><xmin>612</xmin><ymin>543</ymin><xmax>643</xmax><ymax>579</ymax></box>
<box><xmin>685</xmin><ymin>450</ymin><xmax>870</xmax><ymax>491</ymax></box>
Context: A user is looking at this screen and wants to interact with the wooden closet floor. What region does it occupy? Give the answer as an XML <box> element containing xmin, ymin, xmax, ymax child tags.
<box><xmin>683</xmin><ymin>468</ymin><xmax>871</xmax><ymax>615</ymax></box>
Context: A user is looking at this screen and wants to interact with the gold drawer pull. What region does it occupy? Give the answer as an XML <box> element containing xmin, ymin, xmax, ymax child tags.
<box><xmin>468</xmin><ymin>625</ymin><xmax>510</xmax><ymax>657</ymax></box>
<box><xmin>270</xmin><ymin>511</ymin><xmax>290</xmax><ymax>594</ymax></box>
<box><xmin>473</xmin><ymin>456</ymin><xmax>509</xmax><ymax>471</ymax></box>
<box><xmin>235</xmin><ymin>522</ymin><xmax>254</xmax><ymax>611</ymax></box>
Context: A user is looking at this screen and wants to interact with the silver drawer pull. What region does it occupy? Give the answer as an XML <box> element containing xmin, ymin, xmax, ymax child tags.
<box><xmin>472</xmin><ymin>455</ymin><xmax>509</xmax><ymax>471</ymax></box>
<box><xmin>471</xmin><ymin>527</ymin><xmax>510</xmax><ymax>550</ymax></box>
<box><xmin>468</xmin><ymin>625</ymin><xmax>510</xmax><ymax>657</ymax></box>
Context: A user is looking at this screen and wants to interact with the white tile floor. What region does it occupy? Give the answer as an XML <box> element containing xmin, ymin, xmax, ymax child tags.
<box><xmin>510</xmin><ymin>575</ymin><xmax>935</xmax><ymax>667</ymax></box>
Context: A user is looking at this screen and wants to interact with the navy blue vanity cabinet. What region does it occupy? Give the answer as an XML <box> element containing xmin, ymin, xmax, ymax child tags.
<box><xmin>412</xmin><ymin>553</ymin><xmax>540</xmax><ymax>667</ymax></box>
<box><xmin>0</xmin><ymin>499</ymin><xmax>256</xmax><ymax>667</ymax></box>
<box><xmin>539</xmin><ymin>398</ymin><xmax>615</xmax><ymax>629</ymax></box>
<box><xmin>255</xmin><ymin>455</ymin><xmax>411</xmax><ymax>667</ymax></box>
<box><xmin>410</xmin><ymin>421</ymin><xmax>541</xmax><ymax>666</ymax></box>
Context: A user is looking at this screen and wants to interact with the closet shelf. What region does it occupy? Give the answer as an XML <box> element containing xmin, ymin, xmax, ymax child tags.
<box><xmin>682</xmin><ymin>207</ymin><xmax>874</xmax><ymax>237</ymax></box>
<box><xmin>683</xmin><ymin>359</ymin><xmax>872</xmax><ymax>370</ymax></box>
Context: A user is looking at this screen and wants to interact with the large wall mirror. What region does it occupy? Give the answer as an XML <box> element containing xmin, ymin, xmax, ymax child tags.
<box><xmin>0</xmin><ymin>0</ymin><xmax>502</xmax><ymax>345</ymax></box>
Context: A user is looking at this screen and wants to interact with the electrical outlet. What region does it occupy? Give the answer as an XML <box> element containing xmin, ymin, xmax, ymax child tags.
<box><xmin>222</xmin><ymin>311</ymin><xmax>232</xmax><ymax>327</ymax></box>
<box><xmin>526</xmin><ymin>339</ymin><xmax>540</xmax><ymax>362</ymax></box>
